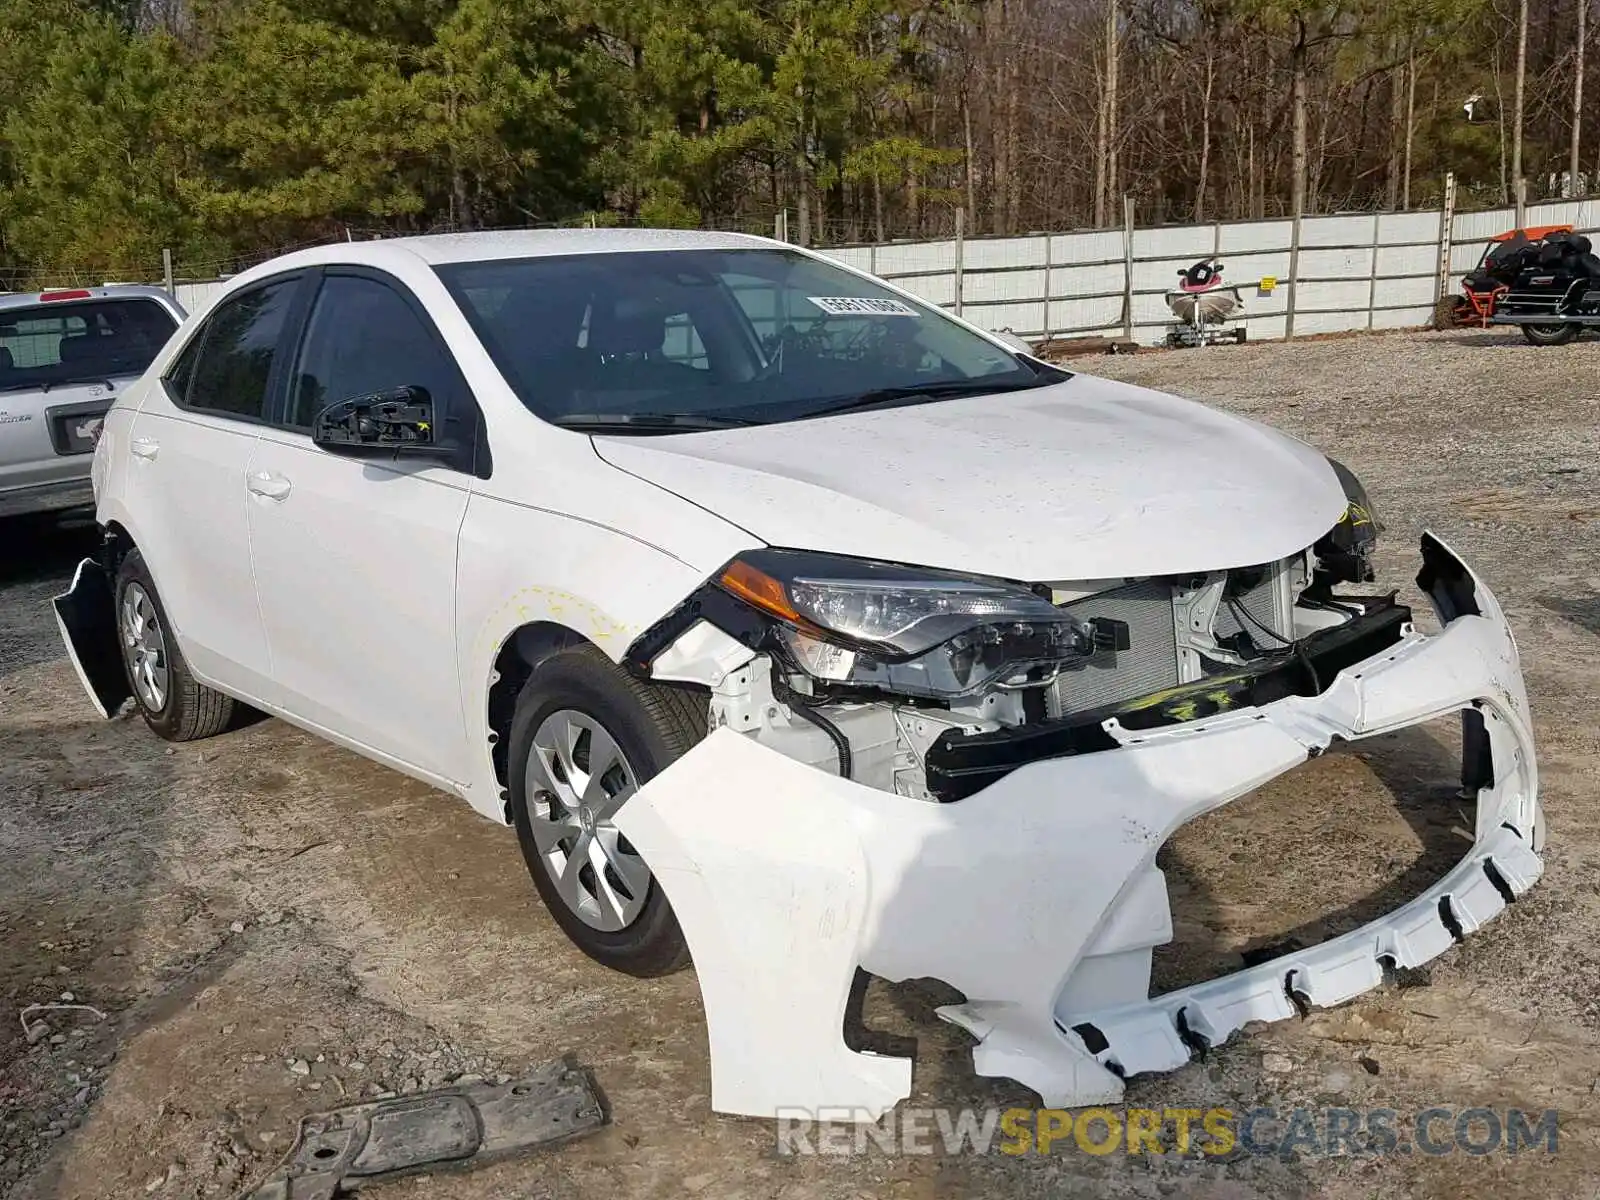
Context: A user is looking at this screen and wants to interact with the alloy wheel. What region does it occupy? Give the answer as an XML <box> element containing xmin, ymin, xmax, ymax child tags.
<box><xmin>120</xmin><ymin>582</ymin><xmax>169</xmax><ymax>713</ymax></box>
<box><xmin>524</xmin><ymin>709</ymin><xmax>651</xmax><ymax>932</ymax></box>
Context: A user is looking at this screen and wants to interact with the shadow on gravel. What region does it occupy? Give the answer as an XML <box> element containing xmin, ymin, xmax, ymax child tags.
<box><xmin>1152</xmin><ymin>720</ymin><xmax>1471</xmax><ymax>996</ymax></box>
<box><xmin>1537</xmin><ymin>592</ymin><xmax>1600</xmax><ymax>638</ymax></box>
<box><xmin>0</xmin><ymin>508</ymin><xmax>183</xmax><ymax>1197</ymax></box>
<box><xmin>0</xmin><ymin>512</ymin><xmax>98</xmax><ymax>587</ymax></box>
<box><xmin>0</xmin><ymin>515</ymin><xmax>98</xmax><ymax>674</ymax></box>
<box><xmin>1434</xmin><ymin>329</ymin><xmax>1598</xmax><ymax>350</ymax></box>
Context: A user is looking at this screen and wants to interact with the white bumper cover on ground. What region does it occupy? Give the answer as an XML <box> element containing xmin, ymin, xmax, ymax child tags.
<box><xmin>614</xmin><ymin>537</ymin><xmax>1542</xmax><ymax>1120</ymax></box>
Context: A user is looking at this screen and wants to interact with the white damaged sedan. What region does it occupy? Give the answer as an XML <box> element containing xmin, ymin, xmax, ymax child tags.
<box><xmin>55</xmin><ymin>230</ymin><xmax>1542</xmax><ymax>1119</ymax></box>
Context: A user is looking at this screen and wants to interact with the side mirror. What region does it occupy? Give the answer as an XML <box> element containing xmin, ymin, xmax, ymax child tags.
<box><xmin>312</xmin><ymin>386</ymin><xmax>437</xmax><ymax>453</ymax></box>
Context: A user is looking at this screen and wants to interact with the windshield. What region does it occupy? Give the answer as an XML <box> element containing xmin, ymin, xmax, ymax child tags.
<box><xmin>0</xmin><ymin>297</ymin><xmax>179</xmax><ymax>393</ymax></box>
<box><xmin>436</xmin><ymin>248</ymin><xmax>1055</xmax><ymax>428</ymax></box>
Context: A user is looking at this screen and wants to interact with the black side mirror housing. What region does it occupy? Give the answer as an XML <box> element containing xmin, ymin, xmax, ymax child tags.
<box><xmin>312</xmin><ymin>386</ymin><xmax>471</xmax><ymax>471</ymax></box>
<box><xmin>313</xmin><ymin>386</ymin><xmax>434</xmax><ymax>448</ymax></box>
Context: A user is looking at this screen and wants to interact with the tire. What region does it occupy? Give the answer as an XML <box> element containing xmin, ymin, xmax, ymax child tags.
<box><xmin>114</xmin><ymin>549</ymin><xmax>235</xmax><ymax>741</ymax></box>
<box><xmin>506</xmin><ymin>644</ymin><xmax>707</xmax><ymax>977</ymax></box>
<box><xmin>1522</xmin><ymin>323</ymin><xmax>1579</xmax><ymax>346</ymax></box>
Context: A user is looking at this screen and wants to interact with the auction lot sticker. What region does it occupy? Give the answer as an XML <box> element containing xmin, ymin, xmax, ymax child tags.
<box><xmin>808</xmin><ymin>296</ymin><xmax>920</xmax><ymax>317</ymax></box>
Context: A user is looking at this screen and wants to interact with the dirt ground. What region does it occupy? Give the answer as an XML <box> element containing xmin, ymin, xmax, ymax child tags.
<box><xmin>3</xmin><ymin>326</ymin><xmax>1599</xmax><ymax>1200</ymax></box>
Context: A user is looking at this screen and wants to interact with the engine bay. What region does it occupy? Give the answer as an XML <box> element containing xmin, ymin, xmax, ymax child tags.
<box><xmin>630</xmin><ymin>493</ymin><xmax>1402</xmax><ymax>806</ymax></box>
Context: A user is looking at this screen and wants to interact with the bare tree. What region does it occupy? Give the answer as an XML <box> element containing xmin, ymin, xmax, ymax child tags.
<box><xmin>1512</xmin><ymin>0</ymin><xmax>1528</xmax><ymax>192</ymax></box>
<box><xmin>1403</xmin><ymin>43</ymin><xmax>1416</xmax><ymax>206</ymax></box>
<box><xmin>1387</xmin><ymin>38</ymin><xmax>1405</xmax><ymax>208</ymax></box>
<box><xmin>1291</xmin><ymin>14</ymin><xmax>1309</xmax><ymax>217</ymax></box>
<box><xmin>1094</xmin><ymin>0</ymin><xmax>1120</xmax><ymax>226</ymax></box>
<box><xmin>1573</xmin><ymin>0</ymin><xmax>1588</xmax><ymax>191</ymax></box>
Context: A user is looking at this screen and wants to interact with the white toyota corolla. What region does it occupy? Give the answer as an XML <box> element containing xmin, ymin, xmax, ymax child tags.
<box><xmin>55</xmin><ymin>230</ymin><xmax>1542</xmax><ymax>1119</ymax></box>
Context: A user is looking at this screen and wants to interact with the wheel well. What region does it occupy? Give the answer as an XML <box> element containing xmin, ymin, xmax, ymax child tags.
<box><xmin>487</xmin><ymin>622</ymin><xmax>591</xmax><ymax>822</ymax></box>
<box><xmin>100</xmin><ymin>521</ymin><xmax>135</xmax><ymax>574</ymax></box>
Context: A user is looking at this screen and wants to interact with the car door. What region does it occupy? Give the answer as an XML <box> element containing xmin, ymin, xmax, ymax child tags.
<box><xmin>245</xmin><ymin>268</ymin><xmax>477</xmax><ymax>784</ymax></box>
<box><xmin>120</xmin><ymin>275</ymin><xmax>303</xmax><ymax>697</ymax></box>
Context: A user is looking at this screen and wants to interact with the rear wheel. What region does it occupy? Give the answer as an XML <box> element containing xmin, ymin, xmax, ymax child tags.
<box><xmin>506</xmin><ymin>644</ymin><xmax>706</xmax><ymax>977</ymax></box>
<box><xmin>115</xmin><ymin>550</ymin><xmax>235</xmax><ymax>740</ymax></box>
<box><xmin>1522</xmin><ymin>323</ymin><xmax>1579</xmax><ymax>345</ymax></box>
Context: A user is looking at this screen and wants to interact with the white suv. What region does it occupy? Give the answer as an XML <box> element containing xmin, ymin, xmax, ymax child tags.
<box><xmin>55</xmin><ymin>230</ymin><xmax>1542</xmax><ymax>1117</ymax></box>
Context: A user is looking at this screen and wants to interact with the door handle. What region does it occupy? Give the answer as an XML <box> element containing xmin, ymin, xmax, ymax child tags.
<box><xmin>130</xmin><ymin>437</ymin><xmax>159</xmax><ymax>461</ymax></box>
<box><xmin>247</xmin><ymin>471</ymin><xmax>293</xmax><ymax>500</ymax></box>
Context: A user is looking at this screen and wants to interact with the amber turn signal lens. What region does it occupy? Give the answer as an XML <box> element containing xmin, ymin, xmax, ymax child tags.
<box><xmin>720</xmin><ymin>559</ymin><xmax>800</xmax><ymax>622</ymax></box>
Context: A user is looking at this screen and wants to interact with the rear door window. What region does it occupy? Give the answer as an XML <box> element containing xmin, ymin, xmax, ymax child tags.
<box><xmin>0</xmin><ymin>298</ymin><xmax>178</xmax><ymax>393</ymax></box>
<box><xmin>183</xmin><ymin>280</ymin><xmax>298</xmax><ymax>421</ymax></box>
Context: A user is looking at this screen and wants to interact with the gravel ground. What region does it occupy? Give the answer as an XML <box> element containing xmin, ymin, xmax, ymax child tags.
<box><xmin>2</xmin><ymin>326</ymin><xmax>1598</xmax><ymax>1199</ymax></box>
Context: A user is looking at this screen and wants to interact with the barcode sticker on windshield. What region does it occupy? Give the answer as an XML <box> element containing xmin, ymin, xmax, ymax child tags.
<box><xmin>807</xmin><ymin>296</ymin><xmax>920</xmax><ymax>317</ymax></box>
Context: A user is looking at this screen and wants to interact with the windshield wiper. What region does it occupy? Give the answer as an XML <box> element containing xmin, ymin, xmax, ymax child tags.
<box><xmin>552</xmin><ymin>412</ymin><xmax>760</xmax><ymax>433</ymax></box>
<box><xmin>54</xmin><ymin>375</ymin><xmax>117</xmax><ymax>392</ymax></box>
<box><xmin>796</xmin><ymin>376</ymin><xmax>1054</xmax><ymax>421</ymax></box>
<box><xmin>0</xmin><ymin>374</ymin><xmax>118</xmax><ymax>396</ymax></box>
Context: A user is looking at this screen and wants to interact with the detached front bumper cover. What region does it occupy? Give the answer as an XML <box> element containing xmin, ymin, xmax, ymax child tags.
<box><xmin>613</xmin><ymin>533</ymin><xmax>1542</xmax><ymax>1120</ymax></box>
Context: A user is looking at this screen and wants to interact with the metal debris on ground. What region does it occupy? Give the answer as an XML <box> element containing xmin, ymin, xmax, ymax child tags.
<box><xmin>241</xmin><ymin>1059</ymin><xmax>605</xmax><ymax>1199</ymax></box>
<box><xmin>19</xmin><ymin>1002</ymin><xmax>108</xmax><ymax>1044</ymax></box>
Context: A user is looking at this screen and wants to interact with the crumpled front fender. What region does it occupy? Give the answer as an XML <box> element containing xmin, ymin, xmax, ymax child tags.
<box><xmin>614</xmin><ymin>534</ymin><xmax>1542</xmax><ymax>1120</ymax></box>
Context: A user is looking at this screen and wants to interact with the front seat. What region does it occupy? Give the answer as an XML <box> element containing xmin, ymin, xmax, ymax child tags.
<box><xmin>587</xmin><ymin>298</ymin><xmax>702</xmax><ymax>390</ymax></box>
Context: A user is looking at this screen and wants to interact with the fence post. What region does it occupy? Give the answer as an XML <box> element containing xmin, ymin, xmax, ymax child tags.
<box><xmin>1285</xmin><ymin>208</ymin><xmax>1303</xmax><ymax>341</ymax></box>
<box><xmin>162</xmin><ymin>248</ymin><xmax>174</xmax><ymax>300</ymax></box>
<box><xmin>868</xmin><ymin>241</ymin><xmax>878</xmax><ymax>278</ymax></box>
<box><xmin>1365</xmin><ymin>213</ymin><xmax>1380</xmax><ymax>332</ymax></box>
<box><xmin>953</xmin><ymin>206</ymin><xmax>965</xmax><ymax>318</ymax></box>
<box><xmin>1121</xmin><ymin>195</ymin><xmax>1135</xmax><ymax>341</ymax></box>
<box><xmin>1435</xmin><ymin>172</ymin><xmax>1457</xmax><ymax>304</ymax></box>
<box><xmin>1042</xmin><ymin>231</ymin><xmax>1053</xmax><ymax>342</ymax></box>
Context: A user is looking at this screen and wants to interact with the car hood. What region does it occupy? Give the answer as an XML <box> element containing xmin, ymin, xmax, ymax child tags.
<box><xmin>592</xmin><ymin>374</ymin><xmax>1349</xmax><ymax>581</ymax></box>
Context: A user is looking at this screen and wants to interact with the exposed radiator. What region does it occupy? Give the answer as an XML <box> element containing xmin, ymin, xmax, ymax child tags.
<box><xmin>1047</xmin><ymin>579</ymin><xmax>1182</xmax><ymax>717</ymax></box>
<box><xmin>1044</xmin><ymin>560</ymin><xmax>1297</xmax><ymax>719</ymax></box>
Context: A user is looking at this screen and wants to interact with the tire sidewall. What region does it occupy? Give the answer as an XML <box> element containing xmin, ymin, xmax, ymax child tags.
<box><xmin>1523</xmin><ymin>323</ymin><xmax>1578</xmax><ymax>345</ymax></box>
<box><xmin>506</xmin><ymin>651</ymin><xmax>687</xmax><ymax>975</ymax></box>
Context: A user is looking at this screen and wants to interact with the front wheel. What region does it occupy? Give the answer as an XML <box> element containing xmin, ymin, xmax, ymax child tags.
<box><xmin>1522</xmin><ymin>323</ymin><xmax>1579</xmax><ymax>346</ymax></box>
<box><xmin>506</xmin><ymin>645</ymin><xmax>706</xmax><ymax>977</ymax></box>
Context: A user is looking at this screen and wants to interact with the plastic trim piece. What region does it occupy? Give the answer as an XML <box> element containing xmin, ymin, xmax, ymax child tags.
<box><xmin>613</xmin><ymin>534</ymin><xmax>1541</xmax><ymax>1120</ymax></box>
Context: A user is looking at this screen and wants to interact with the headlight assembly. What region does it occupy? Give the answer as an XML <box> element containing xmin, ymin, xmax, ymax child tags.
<box><xmin>1315</xmin><ymin>458</ymin><xmax>1384</xmax><ymax>583</ymax></box>
<box><xmin>717</xmin><ymin>550</ymin><xmax>1113</xmax><ymax>699</ymax></box>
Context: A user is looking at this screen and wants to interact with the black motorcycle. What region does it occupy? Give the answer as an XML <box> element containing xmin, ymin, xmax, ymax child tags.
<box><xmin>1482</xmin><ymin>229</ymin><xmax>1600</xmax><ymax>345</ymax></box>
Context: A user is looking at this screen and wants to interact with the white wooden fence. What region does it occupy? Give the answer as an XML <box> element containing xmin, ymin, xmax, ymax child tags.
<box><xmin>159</xmin><ymin>194</ymin><xmax>1600</xmax><ymax>345</ymax></box>
<box><xmin>818</xmin><ymin>196</ymin><xmax>1600</xmax><ymax>345</ymax></box>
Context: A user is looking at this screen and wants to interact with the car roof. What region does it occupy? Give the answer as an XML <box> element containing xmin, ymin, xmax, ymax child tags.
<box><xmin>398</xmin><ymin>228</ymin><xmax>776</xmax><ymax>264</ymax></box>
<box><xmin>245</xmin><ymin>228</ymin><xmax>785</xmax><ymax>279</ymax></box>
<box><xmin>0</xmin><ymin>285</ymin><xmax>181</xmax><ymax>314</ymax></box>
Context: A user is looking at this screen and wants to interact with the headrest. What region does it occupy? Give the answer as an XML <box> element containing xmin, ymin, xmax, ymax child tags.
<box><xmin>0</xmin><ymin>346</ymin><xmax>12</xmax><ymax>371</ymax></box>
<box><xmin>58</xmin><ymin>334</ymin><xmax>103</xmax><ymax>365</ymax></box>
<box><xmin>591</xmin><ymin>297</ymin><xmax>669</xmax><ymax>356</ymax></box>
